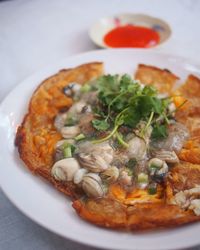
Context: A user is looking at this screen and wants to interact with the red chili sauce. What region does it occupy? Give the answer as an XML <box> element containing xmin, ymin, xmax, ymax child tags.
<box><xmin>104</xmin><ymin>25</ymin><xmax>160</xmax><ymax>48</ymax></box>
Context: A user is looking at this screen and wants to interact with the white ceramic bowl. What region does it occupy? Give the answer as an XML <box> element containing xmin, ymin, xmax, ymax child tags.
<box><xmin>89</xmin><ymin>13</ymin><xmax>172</xmax><ymax>48</ymax></box>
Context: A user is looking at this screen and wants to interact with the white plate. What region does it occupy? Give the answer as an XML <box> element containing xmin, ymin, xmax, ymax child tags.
<box><xmin>0</xmin><ymin>49</ymin><xmax>200</xmax><ymax>250</ymax></box>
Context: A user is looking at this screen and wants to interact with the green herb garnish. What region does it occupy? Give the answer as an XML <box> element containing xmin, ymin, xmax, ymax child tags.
<box><xmin>91</xmin><ymin>74</ymin><xmax>173</xmax><ymax>144</ymax></box>
<box><xmin>92</xmin><ymin>119</ymin><xmax>110</xmax><ymax>131</ymax></box>
<box><xmin>151</xmin><ymin>124</ymin><xmax>168</xmax><ymax>140</ymax></box>
<box><xmin>115</xmin><ymin>131</ymin><xmax>129</xmax><ymax>148</ymax></box>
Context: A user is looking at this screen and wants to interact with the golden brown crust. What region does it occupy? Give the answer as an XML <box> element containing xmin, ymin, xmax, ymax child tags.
<box><xmin>174</xmin><ymin>75</ymin><xmax>200</xmax><ymax>164</ymax></box>
<box><xmin>16</xmin><ymin>62</ymin><xmax>104</xmax><ymax>198</ymax></box>
<box><xmin>72</xmin><ymin>165</ymin><xmax>200</xmax><ymax>230</ymax></box>
<box><xmin>167</xmin><ymin>161</ymin><xmax>200</xmax><ymax>193</ymax></box>
<box><xmin>134</xmin><ymin>64</ymin><xmax>179</xmax><ymax>94</ymax></box>
<box><xmin>72</xmin><ymin>197</ymin><xmax>199</xmax><ymax>230</ymax></box>
<box><xmin>178</xmin><ymin>137</ymin><xmax>200</xmax><ymax>164</ymax></box>
<box><xmin>73</xmin><ymin>198</ymin><xmax>127</xmax><ymax>228</ymax></box>
<box><xmin>127</xmin><ymin>203</ymin><xmax>198</xmax><ymax>230</ymax></box>
<box><xmin>174</xmin><ymin>75</ymin><xmax>200</xmax><ymax>138</ymax></box>
<box><xmin>178</xmin><ymin>74</ymin><xmax>200</xmax><ymax>99</ymax></box>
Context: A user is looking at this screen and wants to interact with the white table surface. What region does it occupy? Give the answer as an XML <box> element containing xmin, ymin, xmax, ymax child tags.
<box><xmin>0</xmin><ymin>0</ymin><xmax>200</xmax><ymax>249</ymax></box>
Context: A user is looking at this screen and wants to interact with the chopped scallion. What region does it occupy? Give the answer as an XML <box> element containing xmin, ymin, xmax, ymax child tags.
<box><xmin>61</xmin><ymin>141</ymin><xmax>70</xmax><ymax>149</ymax></box>
<box><xmin>63</xmin><ymin>146</ymin><xmax>72</xmax><ymax>158</ymax></box>
<box><xmin>80</xmin><ymin>84</ymin><xmax>91</xmax><ymax>93</ymax></box>
<box><xmin>62</xmin><ymin>142</ymin><xmax>76</xmax><ymax>158</ymax></box>
<box><xmin>137</xmin><ymin>173</ymin><xmax>148</xmax><ymax>183</ymax></box>
<box><xmin>75</xmin><ymin>133</ymin><xmax>85</xmax><ymax>141</ymax></box>
<box><xmin>148</xmin><ymin>183</ymin><xmax>157</xmax><ymax>195</ymax></box>
<box><xmin>149</xmin><ymin>164</ymin><xmax>160</xmax><ymax>170</ymax></box>
<box><xmin>65</xmin><ymin>116</ymin><xmax>77</xmax><ymax>126</ymax></box>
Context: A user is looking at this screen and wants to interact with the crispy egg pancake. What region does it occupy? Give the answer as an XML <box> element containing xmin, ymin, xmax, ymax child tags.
<box><xmin>16</xmin><ymin>62</ymin><xmax>104</xmax><ymax>198</ymax></box>
<box><xmin>16</xmin><ymin>62</ymin><xmax>200</xmax><ymax>230</ymax></box>
<box><xmin>135</xmin><ymin>64</ymin><xmax>179</xmax><ymax>94</ymax></box>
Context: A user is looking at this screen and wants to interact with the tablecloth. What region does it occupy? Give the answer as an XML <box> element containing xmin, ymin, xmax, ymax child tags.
<box><xmin>0</xmin><ymin>0</ymin><xmax>200</xmax><ymax>249</ymax></box>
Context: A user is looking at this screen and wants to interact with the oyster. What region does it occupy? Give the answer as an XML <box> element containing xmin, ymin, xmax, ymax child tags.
<box><xmin>152</xmin><ymin>150</ymin><xmax>179</xmax><ymax>163</ymax></box>
<box><xmin>77</xmin><ymin>141</ymin><xmax>114</xmax><ymax>172</ymax></box>
<box><xmin>61</xmin><ymin>125</ymin><xmax>80</xmax><ymax>139</ymax></box>
<box><xmin>51</xmin><ymin>158</ymin><xmax>80</xmax><ymax>181</ymax></box>
<box><xmin>148</xmin><ymin>158</ymin><xmax>169</xmax><ymax>183</ymax></box>
<box><xmin>78</xmin><ymin>153</ymin><xmax>110</xmax><ymax>173</ymax></box>
<box><xmin>73</xmin><ymin>168</ymin><xmax>88</xmax><ymax>184</ymax></box>
<box><xmin>82</xmin><ymin>173</ymin><xmax>104</xmax><ymax>198</ymax></box>
<box><xmin>127</xmin><ymin>136</ymin><xmax>147</xmax><ymax>160</ymax></box>
<box><xmin>101</xmin><ymin>166</ymin><xmax>119</xmax><ymax>183</ymax></box>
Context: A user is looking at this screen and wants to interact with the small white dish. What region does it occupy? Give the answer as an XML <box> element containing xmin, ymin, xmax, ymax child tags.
<box><xmin>89</xmin><ymin>13</ymin><xmax>172</xmax><ymax>48</ymax></box>
<box><xmin>0</xmin><ymin>49</ymin><xmax>200</xmax><ymax>250</ymax></box>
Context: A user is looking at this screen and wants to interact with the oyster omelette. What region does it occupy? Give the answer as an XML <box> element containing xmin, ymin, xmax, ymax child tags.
<box><xmin>16</xmin><ymin>62</ymin><xmax>200</xmax><ymax>230</ymax></box>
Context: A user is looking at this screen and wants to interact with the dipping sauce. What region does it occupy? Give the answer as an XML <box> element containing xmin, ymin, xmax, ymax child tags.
<box><xmin>104</xmin><ymin>25</ymin><xmax>160</xmax><ymax>48</ymax></box>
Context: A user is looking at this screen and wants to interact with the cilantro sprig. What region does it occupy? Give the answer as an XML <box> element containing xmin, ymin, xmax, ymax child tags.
<box><xmin>92</xmin><ymin>74</ymin><xmax>175</xmax><ymax>145</ymax></box>
<box><xmin>92</xmin><ymin>119</ymin><xmax>110</xmax><ymax>131</ymax></box>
